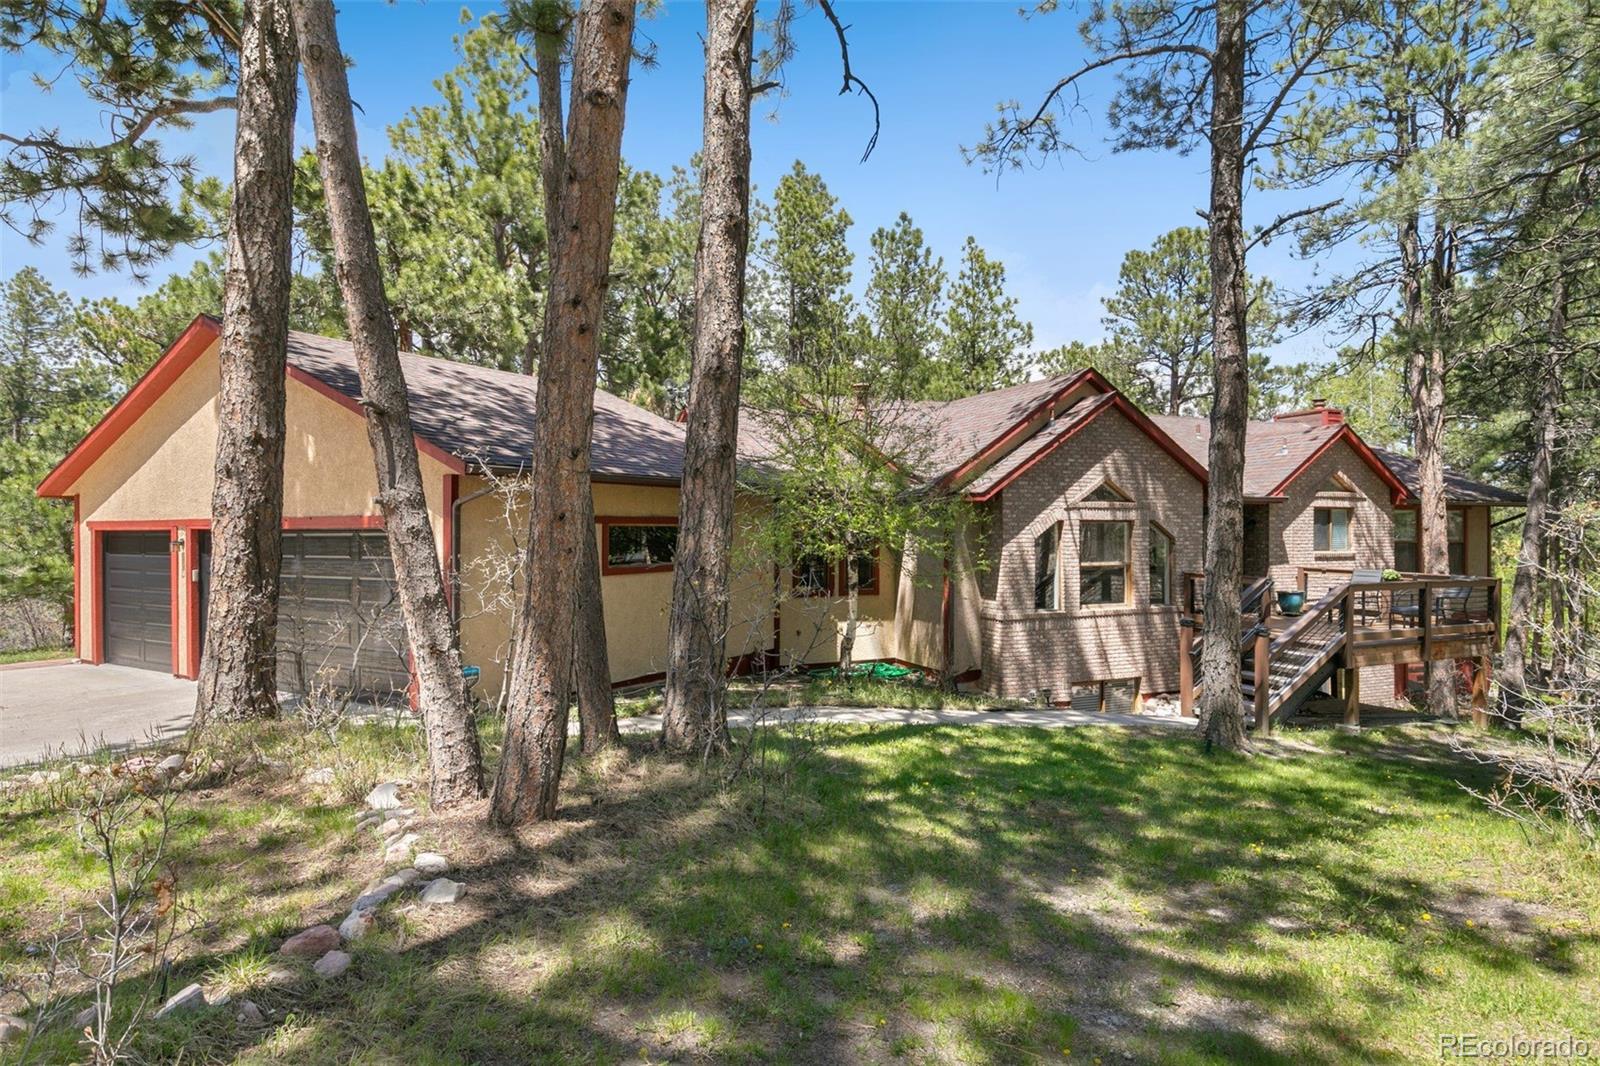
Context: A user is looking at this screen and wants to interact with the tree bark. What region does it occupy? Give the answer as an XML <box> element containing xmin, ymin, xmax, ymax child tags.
<box><xmin>491</xmin><ymin>0</ymin><xmax>635</xmax><ymax>825</ymax></box>
<box><xmin>660</xmin><ymin>0</ymin><xmax>754</xmax><ymax>755</ymax></box>
<box><xmin>839</xmin><ymin>563</ymin><xmax>860</xmax><ymax>679</ymax></box>
<box><xmin>528</xmin><ymin>0</ymin><xmax>618</xmax><ymax>755</ymax></box>
<box><xmin>1499</xmin><ymin>269</ymin><xmax>1565</xmax><ymax>726</ymax></box>
<box><xmin>1195</xmin><ymin>0</ymin><xmax>1251</xmax><ymax>753</ymax></box>
<box><xmin>1418</xmin><ymin>225</ymin><xmax>1455</xmax><ymax>718</ymax></box>
<box><xmin>293</xmin><ymin>0</ymin><xmax>485</xmax><ymax>804</ymax></box>
<box><xmin>192</xmin><ymin>0</ymin><xmax>297</xmax><ymax>729</ymax></box>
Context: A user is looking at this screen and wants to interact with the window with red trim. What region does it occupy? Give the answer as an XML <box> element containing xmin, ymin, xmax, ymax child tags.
<box><xmin>838</xmin><ymin>547</ymin><xmax>881</xmax><ymax>596</ymax></box>
<box><xmin>601</xmin><ymin>519</ymin><xmax>678</xmax><ymax>574</ymax></box>
<box><xmin>792</xmin><ymin>554</ymin><xmax>834</xmax><ymax>597</ymax></box>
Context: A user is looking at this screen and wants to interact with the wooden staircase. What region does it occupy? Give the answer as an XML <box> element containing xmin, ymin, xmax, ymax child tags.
<box><xmin>1179</xmin><ymin>569</ymin><xmax>1504</xmax><ymax>732</ymax></box>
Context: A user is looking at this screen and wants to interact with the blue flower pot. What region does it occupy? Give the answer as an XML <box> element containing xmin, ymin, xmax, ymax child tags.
<box><xmin>1277</xmin><ymin>589</ymin><xmax>1306</xmax><ymax>616</ymax></box>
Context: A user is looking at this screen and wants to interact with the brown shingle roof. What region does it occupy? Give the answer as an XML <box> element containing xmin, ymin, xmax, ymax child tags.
<box><xmin>901</xmin><ymin>372</ymin><xmax>1090</xmax><ymax>481</ymax></box>
<box><xmin>1372</xmin><ymin>447</ymin><xmax>1524</xmax><ymax>505</ymax></box>
<box><xmin>963</xmin><ymin>392</ymin><xmax>1119</xmax><ymax>497</ymax></box>
<box><xmin>1149</xmin><ymin>414</ymin><xmax>1347</xmax><ymax>498</ymax></box>
<box><xmin>285</xmin><ymin>330</ymin><xmax>687</xmax><ymax>483</ymax></box>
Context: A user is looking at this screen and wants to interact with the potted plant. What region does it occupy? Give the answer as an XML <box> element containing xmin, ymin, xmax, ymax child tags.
<box><xmin>1276</xmin><ymin>588</ymin><xmax>1306</xmax><ymax>616</ymax></box>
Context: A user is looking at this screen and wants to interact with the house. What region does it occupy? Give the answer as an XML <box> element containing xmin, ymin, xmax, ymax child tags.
<box><xmin>38</xmin><ymin>317</ymin><xmax>1520</xmax><ymax>719</ymax></box>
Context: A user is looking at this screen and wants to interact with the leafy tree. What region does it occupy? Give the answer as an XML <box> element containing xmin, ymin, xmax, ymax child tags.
<box><xmin>1097</xmin><ymin>226</ymin><xmax>1279</xmax><ymax>416</ymax></box>
<box><xmin>863</xmin><ymin>212</ymin><xmax>946</xmax><ymax>400</ymax></box>
<box><xmin>928</xmin><ymin>237</ymin><xmax>1033</xmax><ymax>399</ymax></box>
<box><xmin>0</xmin><ymin>270</ymin><xmax>116</xmax><ymax>627</ymax></box>
<box><xmin>1</xmin><ymin>0</ymin><xmax>241</xmax><ymax>278</ymax></box>
<box><xmin>751</xmin><ymin>160</ymin><xmax>856</xmax><ymax>382</ymax></box>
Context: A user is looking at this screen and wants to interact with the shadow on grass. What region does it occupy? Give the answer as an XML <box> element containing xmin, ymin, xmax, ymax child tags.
<box><xmin>6</xmin><ymin>723</ymin><xmax>1597</xmax><ymax>1064</ymax></box>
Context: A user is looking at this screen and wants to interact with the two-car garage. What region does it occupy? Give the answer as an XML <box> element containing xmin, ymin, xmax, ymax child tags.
<box><xmin>96</xmin><ymin>527</ymin><xmax>409</xmax><ymax>700</ymax></box>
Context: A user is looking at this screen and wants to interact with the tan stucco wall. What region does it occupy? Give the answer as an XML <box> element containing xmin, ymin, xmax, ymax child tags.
<box><xmin>67</xmin><ymin>339</ymin><xmax>449</xmax><ymax>677</ymax></box>
<box><xmin>890</xmin><ymin>509</ymin><xmax>986</xmax><ymax>681</ymax></box>
<box><xmin>455</xmin><ymin>478</ymin><xmax>778</xmax><ymax>699</ymax></box>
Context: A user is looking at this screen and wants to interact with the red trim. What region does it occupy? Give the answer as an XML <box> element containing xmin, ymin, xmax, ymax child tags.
<box><xmin>597</xmin><ymin>515</ymin><xmax>679</xmax><ymax>575</ymax></box>
<box><xmin>87</xmin><ymin>520</ymin><xmax>181</xmax><ymax>673</ymax></box>
<box><xmin>937</xmin><ymin>371</ymin><xmax>1095</xmax><ymax>491</ymax></box>
<box><xmin>285</xmin><ymin>365</ymin><xmax>467</xmax><ymax>475</ymax></box>
<box><xmin>184</xmin><ymin>524</ymin><xmax>204</xmax><ymax>679</ymax></box>
<box><xmin>38</xmin><ymin>316</ymin><xmax>221</xmax><ymax>498</ymax></box>
<box><xmin>71</xmin><ymin>496</ymin><xmax>81</xmax><ymax>659</ymax></box>
<box><xmin>283</xmin><ymin>514</ymin><xmax>385</xmax><ymax>530</ymax></box>
<box><xmin>966</xmin><ymin>390</ymin><xmax>1208</xmax><ymax>502</ymax></box>
<box><xmin>1268</xmin><ymin>424</ymin><xmax>1411</xmax><ymax>505</ymax></box>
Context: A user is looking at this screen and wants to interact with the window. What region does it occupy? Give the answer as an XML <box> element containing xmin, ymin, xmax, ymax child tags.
<box><xmin>1033</xmin><ymin>525</ymin><xmax>1059</xmax><ymax>610</ymax></box>
<box><xmin>838</xmin><ymin>548</ymin><xmax>880</xmax><ymax>596</ymax></box>
<box><xmin>1313</xmin><ymin>507</ymin><xmax>1351</xmax><ymax>552</ymax></box>
<box><xmin>603</xmin><ymin>520</ymin><xmax>677</xmax><ymax>573</ymax></box>
<box><xmin>1080</xmin><ymin>520</ymin><xmax>1130</xmax><ymax>605</ymax></box>
<box><xmin>1082</xmin><ymin>479</ymin><xmax>1131</xmax><ymax>503</ymax></box>
<box><xmin>1149</xmin><ymin>524</ymin><xmax>1174</xmax><ymax>605</ymax></box>
<box><xmin>1392</xmin><ymin>509</ymin><xmax>1467</xmax><ymax>573</ymax></box>
<box><xmin>793</xmin><ymin>554</ymin><xmax>833</xmax><ymax>596</ymax></box>
<box><xmin>1393</xmin><ymin>509</ymin><xmax>1418</xmax><ymax>572</ymax></box>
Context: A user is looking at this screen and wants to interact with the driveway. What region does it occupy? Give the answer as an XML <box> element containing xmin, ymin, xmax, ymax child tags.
<box><xmin>0</xmin><ymin>662</ymin><xmax>195</xmax><ymax>768</ymax></box>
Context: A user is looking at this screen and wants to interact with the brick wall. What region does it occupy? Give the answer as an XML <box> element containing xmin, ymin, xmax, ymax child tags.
<box><xmin>979</xmin><ymin>409</ymin><xmax>1205</xmax><ymax>699</ymax></box>
<box><xmin>1267</xmin><ymin>443</ymin><xmax>1396</xmax><ymax>592</ymax></box>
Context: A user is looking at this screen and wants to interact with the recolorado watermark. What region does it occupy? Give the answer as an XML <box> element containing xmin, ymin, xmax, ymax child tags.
<box><xmin>1440</xmin><ymin>1033</ymin><xmax>1594</xmax><ymax>1059</ymax></box>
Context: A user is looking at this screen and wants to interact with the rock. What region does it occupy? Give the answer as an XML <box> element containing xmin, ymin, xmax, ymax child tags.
<box><xmin>262</xmin><ymin>966</ymin><xmax>299</xmax><ymax>988</ymax></box>
<box><xmin>154</xmin><ymin>982</ymin><xmax>206</xmax><ymax>1018</ymax></box>
<box><xmin>155</xmin><ymin>753</ymin><xmax>186</xmax><ymax>778</ymax></box>
<box><xmin>234</xmin><ymin>1000</ymin><xmax>265</xmax><ymax>1026</ymax></box>
<box><xmin>383</xmin><ymin>832</ymin><xmax>419</xmax><ymax>862</ymax></box>
<box><xmin>351</xmin><ymin>870</ymin><xmax>420</xmax><ymax>913</ymax></box>
<box><xmin>354</xmin><ymin>812</ymin><xmax>382</xmax><ymax>831</ymax></box>
<box><xmin>364</xmin><ymin>781</ymin><xmax>404</xmax><ymax>810</ymax></box>
<box><xmin>278</xmin><ymin>924</ymin><xmax>341</xmax><ymax>958</ymax></box>
<box><xmin>77</xmin><ymin>763</ymin><xmax>97</xmax><ymax>777</ymax></box>
<box><xmin>0</xmin><ymin>1014</ymin><xmax>28</xmax><ymax>1044</ymax></box>
<box><xmin>339</xmin><ymin>909</ymin><xmax>375</xmax><ymax>942</ymax></box>
<box><xmin>413</xmin><ymin>852</ymin><xmax>450</xmax><ymax>876</ymax></box>
<box><xmin>376</xmin><ymin>817</ymin><xmax>412</xmax><ymax>839</ymax></box>
<box><xmin>71</xmin><ymin>1005</ymin><xmax>97</xmax><ymax>1030</ymax></box>
<box><xmin>418</xmin><ymin>878</ymin><xmax>465</xmax><ymax>905</ymax></box>
<box><xmin>312</xmin><ymin>950</ymin><xmax>351</xmax><ymax>978</ymax></box>
<box><xmin>121</xmin><ymin>756</ymin><xmax>154</xmax><ymax>775</ymax></box>
<box><xmin>301</xmin><ymin>767</ymin><xmax>335</xmax><ymax>785</ymax></box>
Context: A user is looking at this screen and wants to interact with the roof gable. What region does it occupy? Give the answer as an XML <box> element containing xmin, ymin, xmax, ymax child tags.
<box><xmin>39</xmin><ymin>317</ymin><xmax>690</xmax><ymax>499</ymax></box>
<box><xmin>1148</xmin><ymin>413</ymin><xmax>1409</xmax><ymax>502</ymax></box>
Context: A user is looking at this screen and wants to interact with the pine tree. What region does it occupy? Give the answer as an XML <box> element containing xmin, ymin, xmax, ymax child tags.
<box><xmin>863</xmin><ymin>212</ymin><xmax>946</xmax><ymax>400</ymax></box>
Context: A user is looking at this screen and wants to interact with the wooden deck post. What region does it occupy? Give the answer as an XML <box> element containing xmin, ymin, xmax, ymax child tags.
<box><xmin>1470</xmin><ymin>656</ymin><xmax>1491</xmax><ymax>729</ymax></box>
<box><xmin>1178</xmin><ymin>619</ymin><xmax>1195</xmax><ymax>718</ymax></box>
<box><xmin>1253</xmin><ymin>628</ymin><xmax>1271</xmax><ymax>735</ymax></box>
<box><xmin>1342</xmin><ymin>667</ymin><xmax>1360</xmax><ymax>731</ymax></box>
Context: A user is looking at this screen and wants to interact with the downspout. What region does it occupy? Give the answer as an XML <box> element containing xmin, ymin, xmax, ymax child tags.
<box><xmin>450</xmin><ymin>478</ymin><xmax>498</xmax><ymax>620</ymax></box>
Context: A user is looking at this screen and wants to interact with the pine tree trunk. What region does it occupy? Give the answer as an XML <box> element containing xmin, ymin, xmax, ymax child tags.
<box><xmin>661</xmin><ymin>0</ymin><xmax>754</xmax><ymax>756</ymax></box>
<box><xmin>1499</xmin><ymin>269</ymin><xmax>1566</xmax><ymax>726</ymax></box>
<box><xmin>192</xmin><ymin>0</ymin><xmax>297</xmax><ymax>729</ymax></box>
<box><xmin>1195</xmin><ymin>0</ymin><xmax>1250</xmax><ymax>753</ymax></box>
<box><xmin>529</xmin><ymin>0</ymin><xmax>617</xmax><ymax>756</ymax></box>
<box><xmin>491</xmin><ymin>0</ymin><xmax>635</xmax><ymax>825</ymax></box>
<box><xmin>840</xmin><ymin>572</ymin><xmax>860</xmax><ymax>679</ymax></box>
<box><xmin>292</xmin><ymin>0</ymin><xmax>485</xmax><ymax>804</ymax></box>
<box><xmin>1418</xmin><ymin>226</ymin><xmax>1455</xmax><ymax>718</ymax></box>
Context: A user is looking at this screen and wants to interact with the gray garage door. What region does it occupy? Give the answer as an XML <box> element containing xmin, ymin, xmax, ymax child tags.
<box><xmin>102</xmin><ymin>531</ymin><xmax>172</xmax><ymax>671</ymax></box>
<box><xmin>275</xmin><ymin>531</ymin><xmax>410</xmax><ymax>700</ymax></box>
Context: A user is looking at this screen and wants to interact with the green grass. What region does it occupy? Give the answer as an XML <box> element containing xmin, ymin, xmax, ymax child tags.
<box><xmin>2</xmin><ymin>722</ymin><xmax>1596</xmax><ymax>1064</ymax></box>
<box><xmin>0</xmin><ymin>645</ymin><xmax>72</xmax><ymax>665</ymax></box>
<box><xmin>618</xmin><ymin>674</ymin><xmax>1023</xmax><ymax>717</ymax></box>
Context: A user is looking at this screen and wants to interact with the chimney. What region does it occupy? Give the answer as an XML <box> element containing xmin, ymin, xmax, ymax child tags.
<box><xmin>1273</xmin><ymin>397</ymin><xmax>1344</xmax><ymax>426</ymax></box>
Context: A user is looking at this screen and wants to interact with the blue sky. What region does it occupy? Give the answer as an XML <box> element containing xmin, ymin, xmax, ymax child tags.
<box><xmin>1</xmin><ymin>0</ymin><xmax>1347</xmax><ymax>364</ymax></box>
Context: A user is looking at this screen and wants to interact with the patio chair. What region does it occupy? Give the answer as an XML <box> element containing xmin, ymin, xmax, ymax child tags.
<box><xmin>1348</xmin><ymin>569</ymin><xmax>1385</xmax><ymax>626</ymax></box>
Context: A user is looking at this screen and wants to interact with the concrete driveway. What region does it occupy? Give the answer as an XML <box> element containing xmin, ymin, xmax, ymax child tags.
<box><xmin>0</xmin><ymin>662</ymin><xmax>195</xmax><ymax>768</ymax></box>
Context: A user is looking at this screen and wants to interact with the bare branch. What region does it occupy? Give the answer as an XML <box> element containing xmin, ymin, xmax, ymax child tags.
<box><xmin>816</xmin><ymin>0</ymin><xmax>880</xmax><ymax>162</ymax></box>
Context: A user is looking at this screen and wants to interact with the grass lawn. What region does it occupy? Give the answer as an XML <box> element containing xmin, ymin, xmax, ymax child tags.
<box><xmin>0</xmin><ymin>645</ymin><xmax>72</xmax><ymax>666</ymax></box>
<box><xmin>2</xmin><ymin>721</ymin><xmax>1596</xmax><ymax>1064</ymax></box>
<box><xmin>617</xmin><ymin>675</ymin><xmax>1024</xmax><ymax>717</ymax></box>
